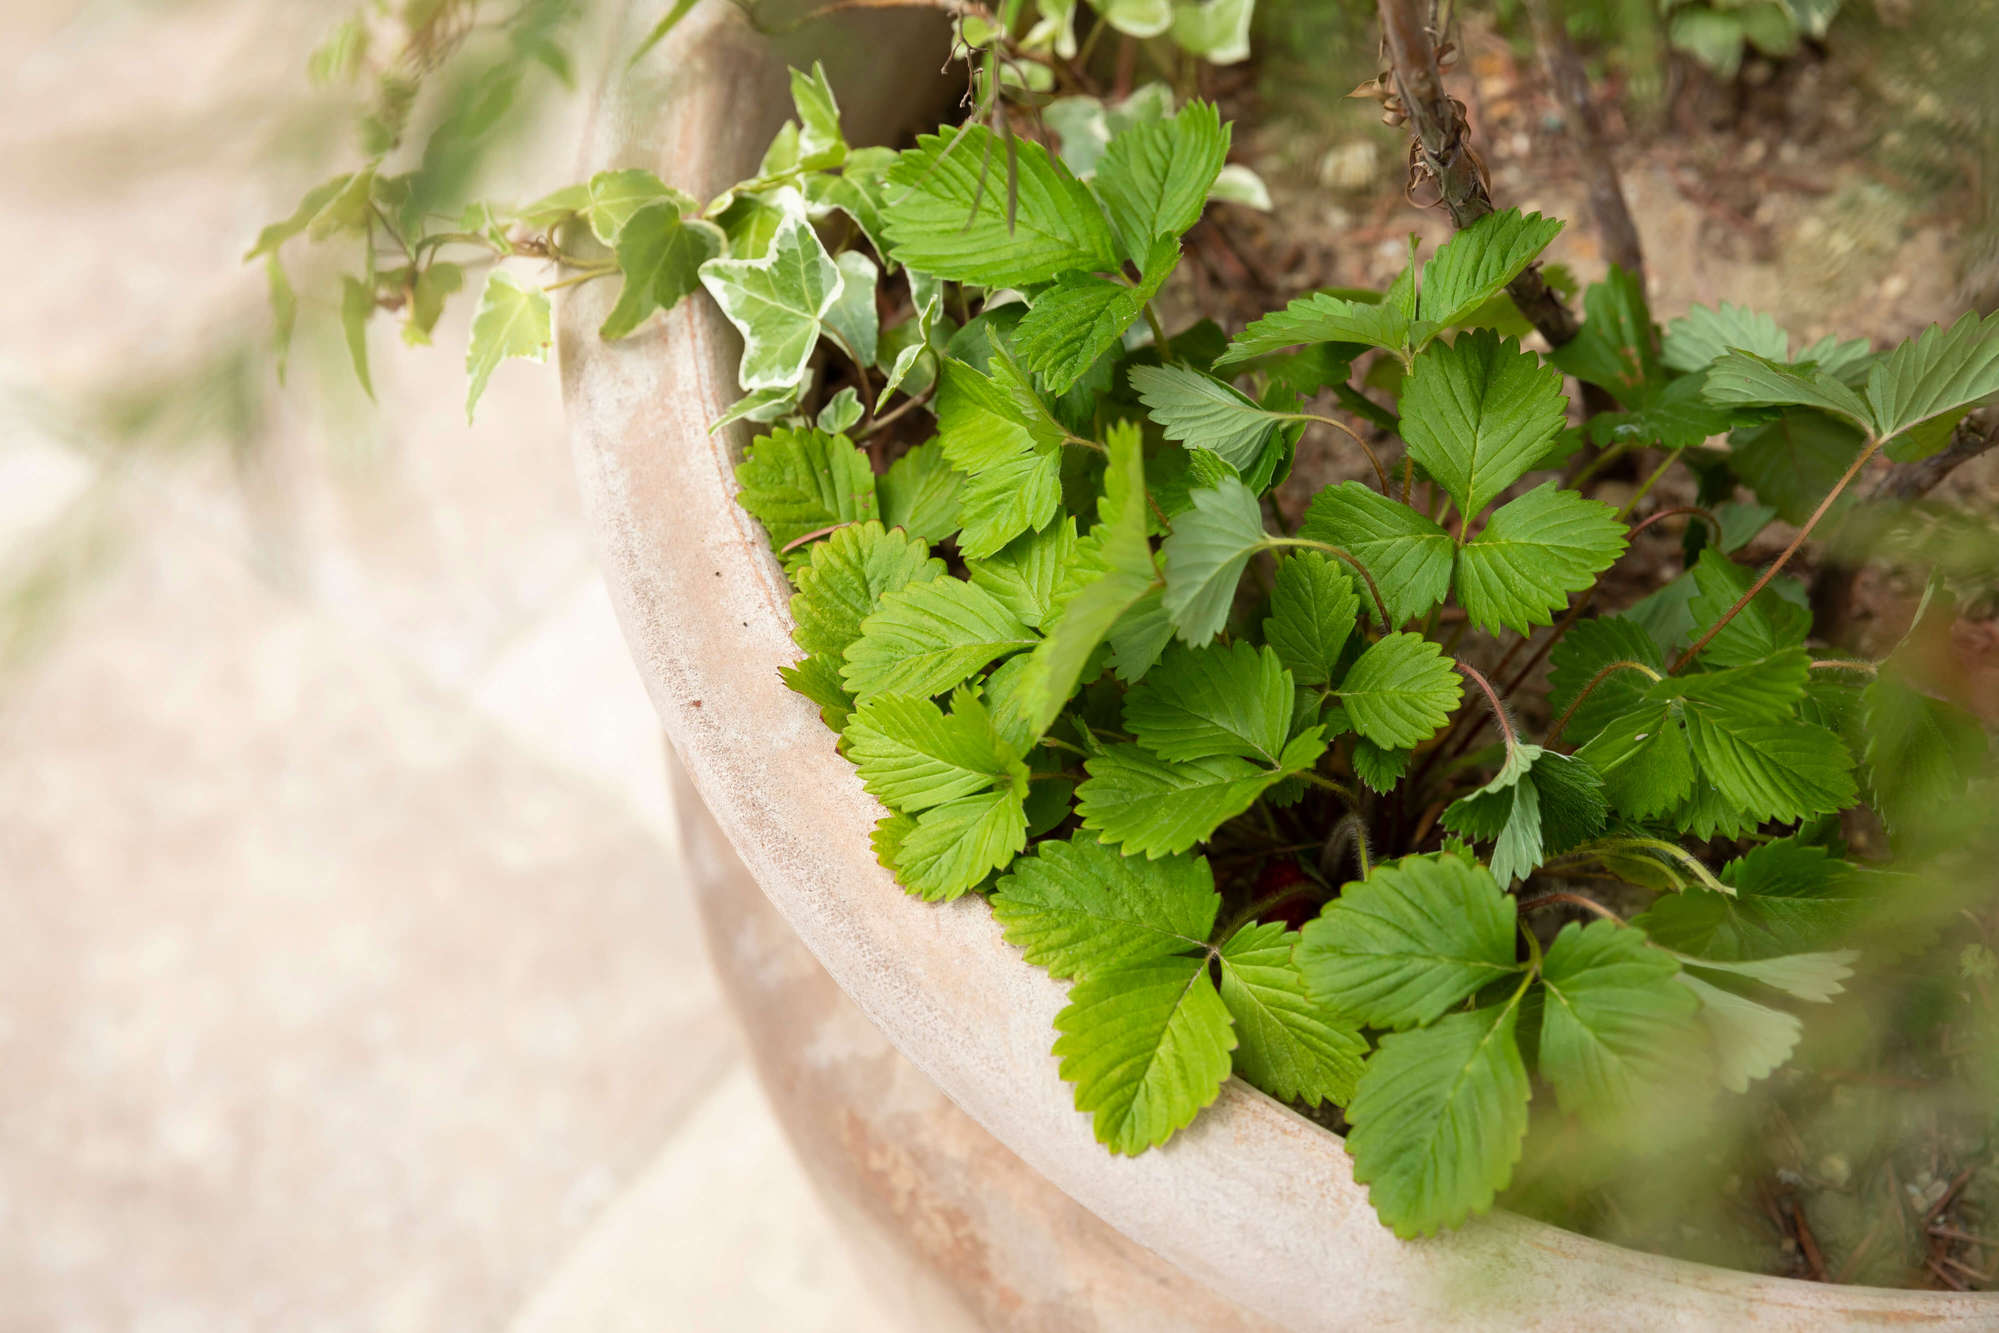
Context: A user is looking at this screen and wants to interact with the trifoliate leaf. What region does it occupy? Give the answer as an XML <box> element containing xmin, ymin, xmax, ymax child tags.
<box><xmin>1401</xmin><ymin>330</ymin><xmax>1567</xmax><ymax>520</ymax></box>
<box><xmin>823</xmin><ymin>249</ymin><xmax>880</xmax><ymax>365</ymax></box>
<box><xmin>1077</xmin><ymin>729</ymin><xmax>1327</xmax><ymax>857</ymax></box>
<box><xmin>1262</xmin><ymin>551</ymin><xmax>1359</xmax><ymax>688</ymax></box>
<box><xmin>1454</xmin><ymin>484</ymin><xmax>1626</xmax><ymax>635</ymax></box>
<box><xmin>843</xmin><ymin>690</ymin><xmax>1025</xmax><ymax>813</ymax></box>
<box><xmin>1161</xmin><ymin>477</ymin><xmax>1267</xmax><ymax>646</ymax></box>
<box><xmin>1337</xmin><ymin>633</ymin><xmax>1462</xmax><ymax>750</ymax></box>
<box><xmin>733</xmin><ymin>426</ymin><xmax>878</xmax><ymax>556</ymax></box>
<box><xmin>1218</xmin><ymin>922</ymin><xmax>1366</xmax><ymax>1106</ymax></box>
<box><xmin>1092</xmin><ymin>99</ymin><xmax>1229</xmax><ymax>261</ymax></box>
<box><xmin>1299</xmin><ymin>482</ymin><xmax>1453</xmax><ymax>627</ymax></box>
<box><xmin>1129</xmin><ymin>364</ymin><xmax>1290</xmax><ymax>469</ymax></box>
<box><xmin>843</xmin><ymin>577</ymin><xmax>1036</xmax><ymax>699</ymax></box>
<box><xmin>1862</xmin><ymin>669</ymin><xmax>1990</xmax><ymax>841</ymax></box>
<box><xmin>599</xmin><ymin>199</ymin><xmax>724</xmax><ymax>339</ymax></box>
<box><xmin>877</xmin><ymin>438</ymin><xmax>963</xmax><ymax>543</ymax></box>
<box><xmin>1352</xmin><ymin>738</ymin><xmax>1410</xmax><ymax>793</ymax></box>
<box><xmin>1123</xmin><ymin>641</ymin><xmax>1293</xmax><ymax>763</ymax></box>
<box><xmin>1344</xmin><ymin>1000</ymin><xmax>1531</xmax><ymax>1237</ymax></box>
<box><xmin>789</xmin><ymin>521</ymin><xmax>943</xmax><ymax>660</ymax></box>
<box><xmin>1296</xmin><ymin>853</ymin><xmax>1519</xmax><ymax>1029</ymax></box>
<box><xmin>1676</xmin><ymin>974</ymin><xmax>1800</xmax><ymax>1094</ymax></box>
<box><xmin>1536</xmin><ymin>920</ymin><xmax>1700</xmax><ymax>1133</ymax></box>
<box><xmin>990</xmin><ymin>835</ymin><xmax>1218</xmax><ymax>980</ymax></box>
<box><xmin>465</xmin><ymin>270</ymin><xmax>551</xmax><ymax>421</ymax></box>
<box><xmin>1680</xmin><ymin>708</ymin><xmax>1858</xmax><ymax>828</ymax></box>
<box><xmin>882</xmin><ymin>124</ymin><xmax>1121</xmax><ymax>286</ymax></box>
<box><xmin>1702</xmin><ymin>349</ymin><xmax>1872</xmax><ymax>430</ymax></box>
<box><xmin>1727</xmin><ymin>411</ymin><xmax>1868</xmax><ymax>526</ymax></box>
<box><xmin>1417</xmin><ymin>210</ymin><xmax>1564</xmax><ymax>334</ymax></box>
<box><xmin>1866</xmin><ymin>312</ymin><xmax>1999</xmax><ymax>454</ymax></box>
<box><xmin>1002</xmin><ymin>421</ymin><xmax>1157</xmax><ymax>743</ymax></box>
<box><xmin>889</xmin><ymin>788</ymin><xmax>1029</xmax><ymax>901</ymax></box>
<box><xmin>1052</xmin><ymin>954</ymin><xmax>1235</xmax><ymax>1155</ymax></box>
<box><xmin>936</xmin><ymin>346</ymin><xmax>1068</xmax><ymax>558</ymax></box>
<box><xmin>968</xmin><ymin>518</ymin><xmax>1078</xmax><ymax>630</ymax></box>
<box><xmin>1549</xmin><ymin>266</ymin><xmax>1660</xmax><ymax>404</ymax></box>
<box><xmin>1546</xmin><ymin>616</ymin><xmax>1664</xmax><ymax>745</ymax></box>
<box><xmin>1440</xmin><ymin>745</ymin><xmax>1607</xmax><ymax>885</ymax></box>
<box><xmin>698</xmin><ymin>211</ymin><xmax>843</xmax><ymax>393</ymax></box>
<box><xmin>1661</xmin><ymin>301</ymin><xmax>1790</xmax><ymax>373</ymax></box>
<box><xmin>585</xmin><ymin>168</ymin><xmax>678</xmax><ymax>244</ymax></box>
<box><xmin>1217</xmin><ymin>292</ymin><xmax>1408</xmax><ymax>368</ymax></box>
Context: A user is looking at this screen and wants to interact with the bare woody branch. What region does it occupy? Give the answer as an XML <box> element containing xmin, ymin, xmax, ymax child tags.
<box><xmin>1523</xmin><ymin>0</ymin><xmax>1646</xmax><ymax>287</ymax></box>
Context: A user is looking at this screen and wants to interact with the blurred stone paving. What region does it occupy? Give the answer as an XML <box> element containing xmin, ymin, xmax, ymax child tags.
<box><xmin>0</xmin><ymin>1</ymin><xmax>900</xmax><ymax>1329</ymax></box>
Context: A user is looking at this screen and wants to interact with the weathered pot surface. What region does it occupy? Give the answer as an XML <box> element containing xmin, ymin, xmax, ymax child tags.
<box><xmin>560</xmin><ymin>2</ymin><xmax>1999</xmax><ymax>1326</ymax></box>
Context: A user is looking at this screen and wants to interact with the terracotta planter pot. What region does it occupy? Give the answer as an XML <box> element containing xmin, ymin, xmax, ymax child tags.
<box><xmin>560</xmin><ymin>2</ymin><xmax>1998</xmax><ymax>1326</ymax></box>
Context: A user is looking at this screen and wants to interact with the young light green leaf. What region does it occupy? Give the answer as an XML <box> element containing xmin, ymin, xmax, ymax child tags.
<box><xmin>1129</xmin><ymin>364</ymin><xmax>1288</xmax><ymax>469</ymax></box>
<box><xmin>465</xmin><ymin>270</ymin><xmax>550</xmax><ymax>421</ymax></box>
<box><xmin>1262</xmin><ymin>551</ymin><xmax>1358</xmax><ymax>687</ymax></box>
<box><xmin>1866</xmin><ymin>312</ymin><xmax>1999</xmax><ymax>454</ymax></box>
<box><xmin>1702</xmin><ymin>349</ymin><xmax>1872</xmax><ymax>430</ymax></box>
<box><xmin>1123</xmin><ymin>641</ymin><xmax>1293</xmax><ymax>764</ymax></box>
<box><xmin>733</xmin><ymin>425</ymin><xmax>877</xmax><ymax>555</ymax></box>
<box><xmin>990</xmin><ymin>835</ymin><xmax>1219</xmax><ymax>980</ymax></box>
<box><xmin>1052</xmin><ymin>954</ymin><xmax>1235</xmax><ymax>1155</ymax></box>
<box><xmin>1299</xmin><ymin>482</ymin><xmax>1453</xmax><ymax>626</ymax></box>
<box><xmin>1676</xmin><ymin>949</ymin><xmax>1857</xmax><ymax>1005</ymax></box>
<box><xmin>1661</xmin><ymin>301</ymin><xmax>1791</xmax><ymax>373</ymax></box>
<box><xmin>842</xmin><ymin>576</ymin><xmax>1036</xmax><ymax>699</ymax></box>
<box><xmin>585</xmin><ymin>167</ymin><xmax>679</xmax><ymax>244</ymax></box>
<box><xmin>877</xmin><ymin>438</ymin><xmax>962</xmax><ymax>544</ymax></box>
<box><xmin>788</xmin><ymin>521</ymin><xmax>943</xmax><ymax>660</ymax></box>
<box><xmin>889</xmin><ymin>788</ymin><xmax>1029</xmax><ymax>901</ymax></box>
<box><xmin>1217</xmin><ymin>291</ymin><xmax>1408</xmax><ymax>368</ymax></box>
<box><xmin>843</xmin><ymin>691</ymin><xmax>1025</xmax><ymax>813</ymax></box>
<box><xmin>1337</xmin><ymin>633</ymin><xmax>1462</xmax><ymax>750</ymax></box>
<box><xmin>1296</xmin><ymin>853</ymin><xmax>1518</xmax><ymax>1029</ymax></box>
<box><xmin>599</xmin><ymin>199</ymin><xmax>724</xmax><ymax>339</ymax></box>
<box><xmin>1077</xmin><ymin>730</ymin><xmax>1327</xmax><ymax>857</ymax></box>
<box><xmin>1161</xmin><ymin>477</ymin><xmax>1267</xmax><ymax>646</ymax></box>
<box><xmin>1170</xmin><ymin>0</ymin><xmax>1254</xmax><ymax>63</ymax></box>
<box><xmin>403</xmin><ymin>261</ymin><xmax>464</xmax><ymax>348</ymax></box>
<box><xmin>1537</xmin><ymin>920</ymin><xmax>1700</xmax><ymax>1132</ymax></box>
<box><xmin>816</xmin><ymin>387</ymin><xmax>864</xmax><ymax>435</ymax></box>
<box><xmin>788</xmin><ymin>62</ymin><xmax>847</xmax><ymax>169</ymax></box>
<box><xmin>935</xmin><ymin>347</ymin><xmax>1068</xmax><ymax>558</ymax></box>
<box><xmin>1218</xmin><ymin>921</ymin><xmax>1367</xmax><ymax>1106</ymax></box>
<box><xmin>968</xmin><ymin>518</ymin><xmax>1079</xmax><ymax>629</ymax></box>
<box><xmin>1676</xmin><ymin>973</ymin><xmax>1801</xmax><ymax>1094</ymax></box>
<box><xmin>1092</xmin><ymin>99</ymin><xmax>1229</xmax><ymax>261</ymax></box>
<box><xmin>698</xmin><ymin>211</ymin><xmax>843</xmax><ymax>392</ymax></box>
<box><xmin>1400</xmin><ymin>330</ymin><xmax>1567</xmax><ymax>519</ymax></box>
<box><xmin>1417</xmin><ymin>209</ymin><xmax>1564</xmax><ymax>333</ymax></box>
<box><xmin>1453</xmin><ymin>484</ymin><xmax>1627</xmax><ymax>634</ymax></box>
<box><xmin>1344</xmin><ymin>1001</ymin><xmax>1531</xmax><ymax>1238</ymax></box>
<box><xmin>882</xmin><ymin>124</ymin><xmax>1121</xmax><ymax>286</ymax></box>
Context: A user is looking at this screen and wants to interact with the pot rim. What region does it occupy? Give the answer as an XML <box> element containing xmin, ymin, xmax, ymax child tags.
<box><xmin>559</xmin><ymin>2</ymin><xmax>1997</xmax><ymax>1326</ymax></box>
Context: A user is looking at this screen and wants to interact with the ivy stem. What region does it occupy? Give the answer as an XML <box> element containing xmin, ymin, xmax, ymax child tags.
<box><xmin>1277</xmin><ymin>413</ymin><xmax>1391</xmax><ymax>491</ymax></box>
<box><xmin>1671</xmin><ymin>434</ymin><xmax>1885</xmax><ymax>673</ymax></box>
<box><xmin>542</xmin><ymin>265</ymin><xmax>617</xmax><ymax>292</ymax></box>
<box><xmin>857</xmin><ymin>382</ymin><xmax>937</xmax><ymax>439</ymax></box>
<box><xmin>1517</xmin><ymin>890</ymin><xmax>1625</xmax><ymax>924</ymax></box>
<box><xmin>1543</xmin><ymin>658</ymin><xmax>1663</xmax><ymax>747</ymax></box>
<box><xmin>1263</xmin><ymin>537</ymin><xmax>1392</xmax><ymax>632</ymax></box>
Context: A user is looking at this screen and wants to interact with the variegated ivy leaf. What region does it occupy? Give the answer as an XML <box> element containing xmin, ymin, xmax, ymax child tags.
<box><xmin>698</xmin><ymin>211</ymin><xmax>843</xmax><ymax>393</ymax></box>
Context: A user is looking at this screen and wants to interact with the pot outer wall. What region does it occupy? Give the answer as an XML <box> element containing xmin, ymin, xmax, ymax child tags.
<box><xmin>562</xmin><ymin>1</ymin><xmax>1999</xmax><ymax>1327</ymax></box>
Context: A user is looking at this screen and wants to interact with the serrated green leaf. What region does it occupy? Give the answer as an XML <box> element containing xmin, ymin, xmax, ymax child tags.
<box><xmin>1337</xmin><ymin>633</ymin><xmax>1461</xmax><ymax>750</ymax></box>
<box><xmin>698</xmin><ymin>211</ymin><xmax>843</xmax><ymax>393</ymax></box>
<box><xmin>1635</xmin><ymin>839</ymin><xmax>1877</xmax><ymax>961</ymax></box>
<box><xmin>1683</xmin><ymin>548</ymin><xmax>1810</xmax><ymax>668</ymax></box>
<box><xmin>1661</xmin><ymin>301</ymin><xmax>1790</xmax><ymax>372</ymax></box>
<box><xmin>843</xmin><ymin>577</ymin><xmax>1036</xmax><ymax>698</ymax></box>
<box><xmin>1681</xmin><ymin>708</ymin><xmax>1858</xmax><ymax>827</ymax></box>
<box><xmin>1297</xmin><ymin>853</ymin><xmax>1518</xmax><ymax>1029</ymax></box>
<box><xmin>599</xmin><ymin>199</ymin><xmax>724</xmax><ymax>339</ymax></box>
<box><xmin>1161</xmin><ymin>477</ymin><xmax>1267</xmax><ymax>646</ymax></box>
<box><xmin>780</xmin><ymin>652</ymin><xmax>853</xmax><ymax>731</ymax></box>
<box><xmin>1014</xmin><ymin>240</ymin><xmax>1175</xmax><ymax>394</ymax></box>
<box><xmin>1578</xmin><ymin>701</ymin><xmax>1695</xmax><ymax>820</ymax></box>
<box><xmin>1702</xmin><ymin>349</ymin><xmax>1872</xmax><ymax>430</ymax></box>
<box><xmin>1866</xmin><ymin>312</ymin><xmax>1999</xmax><ymax>453</ymax></box>
<box><xmin>1417</xmin><ymin>209</ymin><xmax>1564</xmax><ymax>333</ymax></box>
<box><xmin>1106</xmin><ymin>585</ymin><xmax>1176</xmax><ymax>682</ymax></box>
<box><xmin>789</xmin><ymin>521</ymin><xmax>943</xmax><ymax>660</ymax></box>
<box><xmin>1052</xmin><ymin>954</ymin><xmax>1235</xmax><ymax>1155</ymax></box>
<box><xmin>1352</xmin><ymin>738</ymin><xmax>1410</xmax><ymax>793</ymax></box>
<box><xmin>1678</xmin><ymin>949</ymin><xmax>1856</xmax><ymax>1005</ymax></box>
<box><xmin>734</xmin><ymin>425</ymin><xmax>878</xmax><ymax>555</ymax></box>
<box><xmin>1124</xmin><ymin>641</ymin><xmax>1293</xmax><ymax>763</ymax></box>
<box><xmin>968</xmin><ymin>517</ymin><xmax>1078</xmax><ymax>629</ymax></box>
<box><xmin>1654</xmin><ymin>649</ymin><xmax>1811</xmax><ymax>721</ymax></box>
<box><xmin>1727</xmin><ymin>410</ymin><xmax>1867</xmax><ymax>526</ymax></box>
<box><xmin>1546</xmin><ymin>616</ymin><xmax>1663</xmax><ymax>744</ymax></box>
<box><xmin>1345</xmin><ymin>1001</ymin><xmax>1530</xmax><ymax>1237</ymax></box>
<box><xmin>1549</xmin><ymin>266</ymin><xmax>1660</xmax><ymax>404</ymax></box>
<box><xmin>843</xmin><ymin>690</ymin><xmax>1024</xmax><ymax>813</ymax></box>
<box><xmin>878</xmin><ymin>438</ymin><xmax>963</xmax><ymax>543</ymax></box>
<box><xmin>1862</xmin><ymin>669</ymin><xmax>1990</xmax><ymax>842</ymax></box>
<box><xmin>1077</xmin><ymin>729</ymin><xmax>1327</xmax><ymax>857</ymax></box>
<box><xmin>1217</xmin><ymin>292</ymin><xmax>1407</xmax><ymax>368</ymax></box>
<box><xmin>1440</xmin><ymin>745</ymin><xmax>1606</xmax><ymax>885</ymax></box>
<box><xmin>1537</xmin><ymin>920</ymin><xmax>1699</xmax><ymax>1132</ymax></box>
<box><xmin>990</xmin><ymin>835</ymin><xmax>1218</xmax><ymax>979</ymax></box>
<box><xmin>1218</xmin><ymin>921</ymin><xmax>1366</xmax><ymax>1106</ymax></box>
<box><xmin>464</xmin><ymin>270</ymin><xmax>549</xmax><ymax>420</ymax></box>
<box><xmin>1676</xmin><ymin>973</ymin><xmax>1800</xmax><ymax>1094</ymax></box>
<box><xmin>889</xmin><ymin>788</ymin><xmax>1029</xmax><ymax>901</ymax></box>
<box><xmin>1092</xmin><ymin>99</ymin><xmax>1229</xmax><ymax>261</ymax></box>
<box><xmin>1401</xmin><ymin>330</ymin><xmax>1567</xmax><ymax>520</ymax></box>
<box><xmin>1262</xmin><ymin>551</ymin><xmax>1358</xmax><ymax>687</ymax></box>
<box><xmin>936</xmin><ymin>345</ymin><xmax>1069</xmax><ymax>558</ymax></box>
<box><xmin>1454</xmin><ymin>484</ymin><xmax>1626</xmax><ymax>634</ymax></box>
<box><xmin>1299</xmin><ymin>483</ymin><xmax>1453</xmax><ymax>626</ymax></box>
<box><xmin>882</xmin><ymin>124</ymin><xmax>1120</xmax><ymax>286</ymax></box>
<box><xmin>1585</xmin><ymin>372</ymin><xmax>1737</xmax><ymax>451</ymax></box>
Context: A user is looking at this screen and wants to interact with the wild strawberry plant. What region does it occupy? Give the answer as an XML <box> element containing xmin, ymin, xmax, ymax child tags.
<box><xmin>261</xmin><ymin>4</ymin><xmax>1998</xmax><ymax>1246</ymax></box>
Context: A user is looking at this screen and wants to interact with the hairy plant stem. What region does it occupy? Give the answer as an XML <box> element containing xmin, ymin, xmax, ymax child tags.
<box><xmin>1543</xmin><ymin>658</ymin><xmax>1662</xmax><ymax>747</ymax></box>
<box><xmin>1281</xmin><ymin>413</ymin><xmax>1391</xmax><ymax>490</ymax></box>
<box><xmin>1517</xmin><ymin>890</ymin><xmax>1625</xmax><ymax>924</ymax></box>
<box><xmin>1454</xmin><ymin>659</ymin><xmax>1516</xmax><ymax>752</ymax></box>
